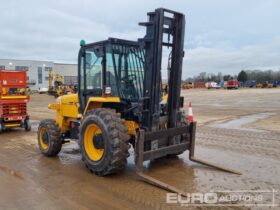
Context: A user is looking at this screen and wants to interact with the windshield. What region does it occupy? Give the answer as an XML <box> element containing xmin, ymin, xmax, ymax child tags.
<box><xmin>108</xmin><ymin>44</ymin><xmax>145</xmax><ymax>101</ymax></box>
<box><xmin>84</xmin><ymin>47</ymin><xmax>103</xmax><ymax>90</ymax></box>
<box><xmin>80</xmin><ymin>42</ymin><xmax>145</xmax><ymax>101</ymax></box>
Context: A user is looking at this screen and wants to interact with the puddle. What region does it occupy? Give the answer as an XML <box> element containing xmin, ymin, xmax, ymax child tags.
<box><xmin>209</xmin><ymin>112</ymin><xmax>275</xmax><ymax>132</ymax></box>
<box><xmin>59</xmin><ymin>143</ymin><xmax>81</xmax><ymax>164</ymax></box>
<box><xmin>61</xmin><ymin>143</ymin><xmax>80</xmax><ymax>155</ymax></box>
<box><xmin>30</xmin><ymin>120</ymin><xmax>40</xmax><ymax>130</ymax></box>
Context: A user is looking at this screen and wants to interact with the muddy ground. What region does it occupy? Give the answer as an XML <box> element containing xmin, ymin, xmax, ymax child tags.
<box><xmin>0</xmin><ymin>88</ymin><xmax>279</xmax><ymax>210</ymax></box>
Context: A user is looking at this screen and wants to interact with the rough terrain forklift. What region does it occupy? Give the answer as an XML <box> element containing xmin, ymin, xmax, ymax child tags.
<box><xmin>38</xmin><ymin>8</ymin><xmax>239</xmax><ymax>195</ymax></box>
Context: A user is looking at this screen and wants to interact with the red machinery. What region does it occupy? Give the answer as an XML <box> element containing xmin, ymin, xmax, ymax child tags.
<box><xmin>227</xmin><ymin>79</ymin><xmax>239</xmax><ymax>89</ymax></box>
<box><xmin>0</xmin><ymin>70</ymin><xmax>31</xmax><ymax>133</ymax></box>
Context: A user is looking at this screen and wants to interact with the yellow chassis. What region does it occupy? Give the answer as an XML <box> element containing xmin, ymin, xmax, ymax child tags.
<box><xmin>48</xmin><ymin>94</ymin><xmax>139</xmax><ymax>136</ymax></box>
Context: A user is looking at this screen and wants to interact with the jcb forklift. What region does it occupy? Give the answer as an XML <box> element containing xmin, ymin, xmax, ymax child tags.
<box><xmin>38</xmin><ymin>8</ymin><xmax>239</xmax><ymax>195</ymax></box>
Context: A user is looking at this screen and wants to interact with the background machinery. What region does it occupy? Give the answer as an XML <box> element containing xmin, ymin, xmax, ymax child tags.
<box><xmin>182</xmin><ymin>82</ymin><xmax>193</xmax><ymax>89</ymax></box>
<box><xmin>0</xmin><ymin>70</ymin><xmax>31</xmax><ymax>133</ymax></box>
<box><xmin>227</xmin><ymin>79</ymin><xmax>239</xmax><ymax>89</ymax></box>
<box><xmin>48</xmin><ymin>70</ymin><xmax>74</xmax><ymax>97</ymax></box>
<box><xmin>38</xmin><ymin>8</ymin><xmax>239</xmax><ymax>195</ymax></box>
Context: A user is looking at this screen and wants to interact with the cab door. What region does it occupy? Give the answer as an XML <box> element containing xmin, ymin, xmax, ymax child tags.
<box><xmin>78</xmin><ymin>45</ymin><xmax>104</xmax><ymax>113</ymax></box>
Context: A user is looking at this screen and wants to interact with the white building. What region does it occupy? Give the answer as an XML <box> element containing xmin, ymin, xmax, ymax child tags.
<box><xmin>0</xmin><ymin>59</ymin><xmax>77</xmax><ymax>90</ymax></box>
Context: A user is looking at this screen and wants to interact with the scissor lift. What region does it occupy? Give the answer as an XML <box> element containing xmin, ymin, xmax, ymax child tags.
<box><xmin>0</xmin><ymin>70</ymin><xmax>31</xmax><ymax>133</ymax></box>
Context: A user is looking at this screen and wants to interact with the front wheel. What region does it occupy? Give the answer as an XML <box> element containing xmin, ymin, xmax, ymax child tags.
<box><xmin>80</xmin><ymin>109</ymin><xmax>130</xmax><ymax>176</ymax></box>
<box><xmin>38</xmin><ymin>119</ymin><xmax>62</xmax><ymax>156</ymax></box>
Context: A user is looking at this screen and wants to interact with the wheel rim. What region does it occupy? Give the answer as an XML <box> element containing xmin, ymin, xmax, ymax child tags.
<box><xmin>84</xmin><ymin>124</ymin><xmax>104</xmax><ymax>161</ymax></box>
<box><xmin>39</xmin><ymin>127</ymin><xmax>49</xmax><ymax>150</ymax></box>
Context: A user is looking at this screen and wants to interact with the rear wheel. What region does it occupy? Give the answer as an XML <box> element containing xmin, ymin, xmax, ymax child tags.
<box><xmin>80</xmin><ymin>109</ymin><xmax>130</xmax><ymax>176</ymax></box>
<box><xmin>38</xmin><ymin>119</ymin><xmax>62</xmax><ymax>156</ymax></box>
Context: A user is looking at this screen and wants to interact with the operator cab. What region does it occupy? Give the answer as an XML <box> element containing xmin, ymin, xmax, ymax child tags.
<box><xmin>78</xmin><ymin>38</ymin><xmax>145</xmax><ymax>113</ymax></box>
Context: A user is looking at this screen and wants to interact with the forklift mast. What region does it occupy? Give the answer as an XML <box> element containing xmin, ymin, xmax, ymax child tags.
<box><xmin>139</xmin><ymin>8</ymin><xmax>185</xmax><ymax>131</ymax></box>
<box><xmin>135</xmin><ymin>10</ymin><xmax>240</xmax><ymax>195</ymax></box>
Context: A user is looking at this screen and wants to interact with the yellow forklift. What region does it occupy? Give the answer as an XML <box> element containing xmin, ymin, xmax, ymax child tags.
<box><xmin>38</xmin><ymin>8</ymin><xmax>239</xmax><ymax>195</ymax></box>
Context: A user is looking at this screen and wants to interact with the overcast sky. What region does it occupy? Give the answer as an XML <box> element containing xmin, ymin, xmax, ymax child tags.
<box><xmin>0</xmin><ymin>0</ymin><xmax>279</xmax><ymax>78</ymax></box>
